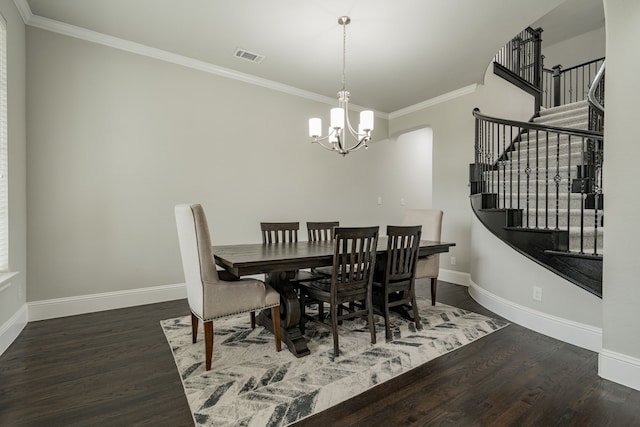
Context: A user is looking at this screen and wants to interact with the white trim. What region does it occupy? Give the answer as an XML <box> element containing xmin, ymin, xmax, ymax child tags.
<box><xmin>28</xmin><ymin>283</ymin><xmax>187</xmax><ymax>321</ymax></box>
<box><xmin>12</xmin><ymin>0</ymin><xmax>32</xmax><ymax>24</ymax></box>
<box><xmin>23</xmin><ymin>12</ymin><xmax>388</xmax><ymax>119</ymax></box>
<box><xmin>388</xmin><ymin>84</ymin><xmax>479</xmax><ymax>119</ymax></box>
<box><xmin>468</xmin><ymin>280</ymin><xmax>602</xmax><ymax>352</ymax></box>
<box><xmin>0</xmin><ymin>303</ymin><xmax>27</xmax><ymax>356</ymax></box>
<box><xmin>599</xmin><ymin>349</ymin><xmax>640</xmax><ymax>391</ymax></box>
<box><xmin>438</xmin><ymin>268</ymin><xmax>470</xmax><ymax>287</ymax></box>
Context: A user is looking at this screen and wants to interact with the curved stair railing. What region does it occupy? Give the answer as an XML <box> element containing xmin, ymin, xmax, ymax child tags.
<box><xmin>470</xmin><ymin>109</ymin><xmax>604</xmax><ymax>296</ymax></box>
<box><xmin>587</xmin><ymin>60</ymin><xmax>606</xmax><ymax>133</ymax></box>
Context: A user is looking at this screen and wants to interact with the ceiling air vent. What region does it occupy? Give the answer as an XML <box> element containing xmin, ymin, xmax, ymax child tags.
<box><xmin>233</xmin><ymin>48</ymin><xmax>265</xmax><ymax>64</ymax></box>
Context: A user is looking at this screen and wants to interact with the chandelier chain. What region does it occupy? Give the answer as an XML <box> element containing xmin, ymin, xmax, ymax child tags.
<box><xmin>342</xmin><ymin>18</ymin><xmax>347</xmax><ymax>91</ymax></box>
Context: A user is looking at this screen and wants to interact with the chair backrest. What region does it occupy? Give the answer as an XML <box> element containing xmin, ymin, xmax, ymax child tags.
<box><xmin>401</xmin><ymin>209</ymin><xmax>443</xmax><ymax>241</ymax></box>
<box><xmin>401</xmin><ymin>209</ymin><xmax>443</xmax><ymax>279</ymax></box>
<box><xmin>385</xmin><ymin>225</ymin><xmax>422</xmax><ymax>283</ymax></box>
<box><xmin>331</xmin><ymin>226</ymin><xmax>379</xmax><ymax>301</ymax></box>
<box><xmin>260</xmin><ymin>222</ymin><xmax>299</xmax><ymax>244</ymax></box>
<box><xmin>306</xmin><ymin>221</ymin><xmax>340</xmax><ymax>242</ymax></box>
<box><xmin>175</xmin><ymin>204</ymin><xmax>219</xmax><ymax>318</ymax></box>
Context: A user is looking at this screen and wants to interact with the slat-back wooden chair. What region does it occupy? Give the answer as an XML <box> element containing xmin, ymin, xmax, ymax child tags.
<box><xmin>298</xmin><ymin>226</ymin><xmax>379</xmax><ymax>357</ymax></box>
<box><xmin>372</xmin><ymin>225</ymin><xmax>423</xmax><ymax>341</ymax></box>
<box><xmin>306</xmin><ymin>221</ymin><xmax>340</xmax><ymax>242</ymax></box>
<box><xmin>260</xmin><ymin>222</ymin><xmax>299</xmax><ymax>244</ymax></box>
<box><xmin>306</xmin><ymin>221</ymin><xmax>340</xmax><ymax>278</ymax></box>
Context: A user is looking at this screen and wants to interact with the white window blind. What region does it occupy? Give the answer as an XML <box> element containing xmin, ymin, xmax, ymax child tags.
<box><xmin>0</xmin><ymin>17</ymin><xmax>8</xmax><ymax>272</ymax></box>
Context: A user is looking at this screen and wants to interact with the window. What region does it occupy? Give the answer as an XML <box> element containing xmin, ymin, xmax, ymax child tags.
<box><xmin>0</xmin><ymin>16</ymin><xmax>7</xmax><ymax>272</ymax></box>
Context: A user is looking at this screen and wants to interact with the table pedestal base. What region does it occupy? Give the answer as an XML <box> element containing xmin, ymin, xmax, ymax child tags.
<box><xmin>257</xmin><ymin>271</ymin><xmax>310</xmax><ymax>358</ymax></box>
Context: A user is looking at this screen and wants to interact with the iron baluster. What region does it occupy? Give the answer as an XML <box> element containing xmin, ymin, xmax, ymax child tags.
<box><xmin>525</xmin><ymin>129</ymin><xmax>531</xmax><ymax>227</ymax></box>
<box><xmin>554</xmin><ymin>132</ymin><xmax>561</xmax><ymax>230</ymax></box>
<box><xmin>535</xmin><ymin>129</ymin><xmax>539</xmax><ymax>228</ymax></box>
<box><xmin>509</xmin><ymin>125</ymin><xmax>514</xmax><ymax>209</ymax></box>
<box><xmin>544</xmin><ymin>130</ymin><xmax>549</xmax><ymax>229</ymax></box>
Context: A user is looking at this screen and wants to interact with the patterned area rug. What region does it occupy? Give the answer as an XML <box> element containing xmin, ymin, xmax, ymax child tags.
<box><xmin>161</xmin><ymin>299</ymin><xmax>508</xmax><ymax>426</ymax></box>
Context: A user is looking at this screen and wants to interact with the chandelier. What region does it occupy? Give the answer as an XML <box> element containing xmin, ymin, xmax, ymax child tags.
<box><xmin>308</xmin><ymin>16</ymin><xmax>374</xmax><ymax>156</ymax></box>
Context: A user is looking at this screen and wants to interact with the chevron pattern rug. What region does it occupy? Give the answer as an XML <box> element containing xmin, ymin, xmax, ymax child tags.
<box><xmin>161</xmin><ymin>299</ymin><xmax>508</xmax><ymax>426</ymax></box>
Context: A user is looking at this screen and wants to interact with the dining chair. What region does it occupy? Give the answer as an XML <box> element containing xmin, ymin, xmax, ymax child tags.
<box><xmin>306</xmin><ymin>221</ymin><xmax>340</xmax><ymax>242</ymax></box>
<box><xmin>306</xmin><ymin>221</ymin><xmax>340</xmax><ymax>278</ymax></box>
<box><xmin>260</xmin><ymin>222</ymin><xmax>299</xmax><ymax>244</ymax></box>
<box><xmin>372</xmin><ymin>225</ymin><xmax>423</xmax><ymax>341</ymax></box>
<box><xmin>175</xmin><ymin>204</ymin><xmax>282</xmax><ymax>370</ymax></box>
<box><xmin>401</xmin><ymin>209</ymin><xmax>443</xmax><ymax>305</ymax></box>
<box><xmin>298</xmin><ymin>226</ymin><xmax>379</xmax><ymax>357</ymax></box>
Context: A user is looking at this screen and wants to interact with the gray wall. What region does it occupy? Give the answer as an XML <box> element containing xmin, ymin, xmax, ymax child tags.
<box><xmin>25</xmin><ymin>27</ymin><xmax>437</xmax><ymax>301</ymax></box>
<box><xmin>542</xmin><ymin>26</ymin><xmax>606</xmax><ymax>69</ymax></box>
<box><xmin>601</xmin><ymin>0</ymin><xmax>640</xmax><ymax>370</ymax></box>
<box><xmin>0</xmin><ymin>0</ymin><xmax>26</xmax><ymax>327</ymax></box>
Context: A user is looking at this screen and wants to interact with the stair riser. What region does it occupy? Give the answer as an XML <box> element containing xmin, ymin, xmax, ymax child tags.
<box><xmin>517</xmin><ymin>225</ymin><xmax>604</xmax><ymax>252</ymax></box>
<box><xmin>497</xmin><ymin>197</ymin><xmax>593</xmax><ymax>210</ymax></box>
<box><xmin>487</xmin><ymin>151</ymin><xmax>588</xmax><ymax>166</ymax></box>
<box><xmin>520</xmin><ymin>211</ymin><xmax>603</xmax><ymax>228</ymax></box>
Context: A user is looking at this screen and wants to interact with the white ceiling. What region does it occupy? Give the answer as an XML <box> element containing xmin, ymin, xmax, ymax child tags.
<box><xmin>24</xmin><ymin>0</ymin><xmax>604</xmax><ymax>114</ymax></box>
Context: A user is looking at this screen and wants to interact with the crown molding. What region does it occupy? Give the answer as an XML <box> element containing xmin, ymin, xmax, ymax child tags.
<box><xmin>23</xmin><ymin>8</ymin><xmax>388</xmax><ymax>118</ymax></box>
<box><xmin>389</xmin><ymin>84</ymin><xmax>478</xmax><ymax>119</ymax></box>
<box><xmin>12</xmin><ymin>0</ymin><xmax>32</xmax><ymax>23</ymax></box>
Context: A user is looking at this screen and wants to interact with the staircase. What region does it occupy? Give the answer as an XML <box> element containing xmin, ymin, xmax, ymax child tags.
<box><xmin>498</xmin><ymin>100</ymin><xmax>604</xmax><ymax>255</ymax></box>
<box><xmin>473</xmin><ymin>29</ymin><xmax>605</xmax><ymax>297</ymax></box>
<box><xmin>470</xmin><ymin>101</ymin><xmax>604</xmax><ymax>296</ymax></box>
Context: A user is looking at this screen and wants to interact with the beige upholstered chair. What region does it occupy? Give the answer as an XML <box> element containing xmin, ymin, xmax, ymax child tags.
<box><xmin>402</xmin><ymin>209</ymin><xmax>443</xmax><ymax>305</ymax></box>
<box><xmin>175</xmin><ymin>204</ymin><xmax>281</xmax><ymax>370</ymax></box>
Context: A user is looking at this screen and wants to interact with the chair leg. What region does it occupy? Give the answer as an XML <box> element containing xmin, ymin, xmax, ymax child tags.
<box><xmin>431</xmin><ymin>277</ymin><xmax>438</xmax><ymax>306</ymax></box>
<box><xmin>331</xmin><ymin>303</ymin><xmax>339</xmax><ymax>357</ymax></box>
<box><xmin>250</xmin><ymin>311</ymin><xmax>256</xmax><ymax>329</ymax></box>
<box><xmin>384</xmin><ymin>295</ymin><xmax>392</xmax><ymax>341</ymax></box>
<box><xmin>271</xmin><ymin>306</ymin><xmax>282</xmax><ymax>352</ymax></box>
<box><xmin>411</xmin><ymin>292</ymin><xmax>422</xmax><ymax>330</ymax></box>
<box><xmin>368</xmin><ymin>293</ymin><xmax>376</xmax><ymax>345</ymax></box>
<box><xmin>191</xmin><ymin>312</ymin><xmax>199</xmax><ymax>344</ymax></box>
<box><xmin>204</xmin><ymin>321</ymin><xmax>214</xmax><ymax>371</ymax></box>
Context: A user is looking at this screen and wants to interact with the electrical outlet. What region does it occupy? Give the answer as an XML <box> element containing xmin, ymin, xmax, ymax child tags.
<box><xmin>533</xmin><ymin>286</ymin><xmax>542</xmax><ymax>301</ymax></box>
<box><xmin>400</xmin><ymin>198</ymin><xmax>405</xmax><ymax>206</ymax></box>
<box><xmin>450</xmin><ymin>256</ymin><xmax>456</xmax><ymax>265</ymax></box>
<box><xmin>377</xmin><ymin>196</ymin><xmax>383</xmax><ymax>205</ymax></box>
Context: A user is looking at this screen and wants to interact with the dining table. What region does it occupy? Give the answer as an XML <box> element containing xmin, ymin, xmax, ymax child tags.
<box><xmin>213</xmin><ymin>237</ymin><xmax>455</xmax><ymax>357</ymax></box>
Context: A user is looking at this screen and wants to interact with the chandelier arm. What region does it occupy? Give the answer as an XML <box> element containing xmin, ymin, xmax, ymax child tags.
<box><xmin>315</xmin><ymin>140</ymin><xmax>339</xmax><ymax>152</ymax></box>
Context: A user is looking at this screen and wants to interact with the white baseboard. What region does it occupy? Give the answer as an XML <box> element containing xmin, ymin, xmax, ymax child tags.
<box><xmin>599</xmin><ymin>349</ymin><xmax>640</xmax><ymax>391</ymax></box>
<box><xmin>468</xmin><ymin>280</ymin><xmax>602</xmax><ymax>353</ymax></box>
<box><xmin>28</xmin><ymin>283</ymin><xmax>187</xmax><ymax>321</ymax></box>
<box><xmin>0</xmin><ymin>304</ymin><xmax>28</xmax><ymax>356</ymax></box>
<box><xmin>438</xmin><ymin>268</ymin><xmax>470</xmax><ymax>287</ymax></box>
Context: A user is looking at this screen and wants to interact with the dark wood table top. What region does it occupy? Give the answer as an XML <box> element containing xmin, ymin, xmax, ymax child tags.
<box><xmin>213</xmin><ymin>238</ymin><xmax>455</xmax><ymax>277</ymax></box>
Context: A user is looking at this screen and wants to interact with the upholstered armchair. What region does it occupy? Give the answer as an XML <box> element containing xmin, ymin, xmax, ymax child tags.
<box><xmin>402</xmin><ymin>209</ymin><xmax>443</xmax><ymax>305</ymax></box>
<box><xmin>175</xmin><ymin>204</ymin><xmax>281</xmax><ymax>370</ymax></box>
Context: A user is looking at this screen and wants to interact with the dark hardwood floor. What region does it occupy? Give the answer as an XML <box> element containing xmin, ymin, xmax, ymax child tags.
<box><xmin>1</xmin><ymin>281</ymin><xmax>638</xmax><ymax>426</ymax></box>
